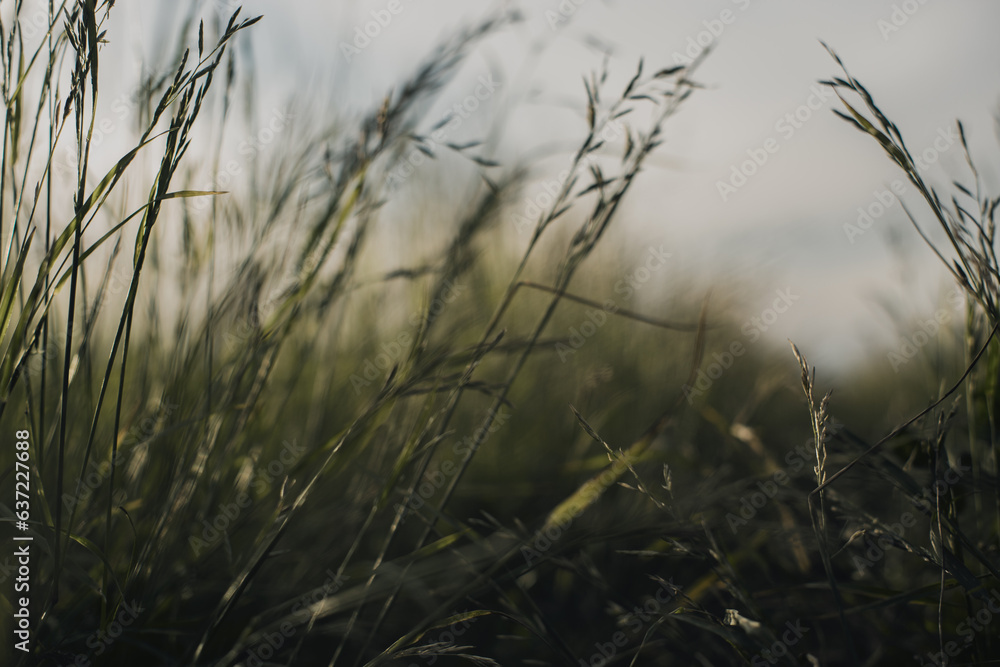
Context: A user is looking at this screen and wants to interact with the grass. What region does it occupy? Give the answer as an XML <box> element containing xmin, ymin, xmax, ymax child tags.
<box><xmin>0</xmin><ymin>3</ymin><xmax>999</xmax><ymax>666</ymax></box>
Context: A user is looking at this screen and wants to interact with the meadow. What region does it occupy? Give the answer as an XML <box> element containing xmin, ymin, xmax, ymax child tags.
<box><xmin>1</xmin><ymin>3</ymin><xmax>999</xmax><ymax>666</ymax></box>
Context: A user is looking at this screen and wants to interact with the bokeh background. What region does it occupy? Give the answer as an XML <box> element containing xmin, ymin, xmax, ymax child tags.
<box><xmin>102</xmin><ymin>0</ymin><xmax>1000</xmax><ymax>369</ymax></box>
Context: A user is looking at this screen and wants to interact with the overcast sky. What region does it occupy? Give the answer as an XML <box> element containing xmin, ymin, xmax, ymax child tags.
<box><xmin>109</xmin><ymin>0</ymin><xmax>1000</xmax><ymax>371</ymax></box>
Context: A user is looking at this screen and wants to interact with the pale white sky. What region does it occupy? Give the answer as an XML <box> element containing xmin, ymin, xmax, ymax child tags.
<box><xmin>101</xmin><ymin>1</ymin><xmax>1000</xmax><ymax>370</ymax></box>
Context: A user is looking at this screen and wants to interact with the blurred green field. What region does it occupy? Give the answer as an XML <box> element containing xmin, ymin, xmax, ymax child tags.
<box><xmin>1</xmin><ymin>4</ymin><xmax>999</xmax><ymax>666</ymax></box>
